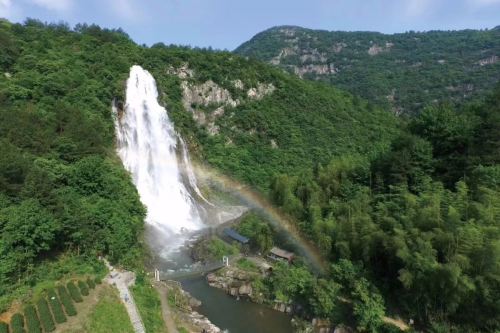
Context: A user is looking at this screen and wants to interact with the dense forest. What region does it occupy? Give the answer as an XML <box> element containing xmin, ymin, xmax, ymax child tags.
<box><xmin>267</xmin><ymin>88</ymin><xmax>500</xmax><ymax>332</ymax></box>
<box><xmin>235</xmin><ymin>26</ymin><xmax>500</xmax><ymax>114</ymax></box>
<box><xmin>0</xmin><ymin>19</ymin><xmax>396</xmax><ymax>311</ymax></box>
<box><xmin>0</xmin><ymin>19</ymin><xmax>498</xmax><ymax>333</ymax></box>
<box><xmin>0</xmin><ymin>19</ymin><xmax>146</xmax><ymax>309</ymax></box>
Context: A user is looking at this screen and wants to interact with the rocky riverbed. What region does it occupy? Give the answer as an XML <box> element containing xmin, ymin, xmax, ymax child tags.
<box><xmin>206</xmin><ymin>264</ymin><xmax>295</xmax><ymax>313</ymax></box>
<box><xmin>161</xmin><ymin>280</ymin><xmax>222</xmax><ymax>333</ymax></box>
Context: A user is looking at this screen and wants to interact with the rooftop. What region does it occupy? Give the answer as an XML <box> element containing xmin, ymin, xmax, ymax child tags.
<box><xmin>223</xmin><ymin>228</ymin><xmax>249</xmax><ymax>244</ymax></box>
<box><xmin>269</xmin><ymin>247</ymin><xmax>294</xmax><ymax>260</ymax></box>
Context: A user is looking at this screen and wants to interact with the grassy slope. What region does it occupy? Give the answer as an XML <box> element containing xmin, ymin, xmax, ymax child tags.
<box><xmin>85</xmin><ymin>287</ymin><xmax>134</xmax><ymax>333</ymax></box>
<box><xmin>131</xmin><ymin>283</ymin><xmax>167</xmax><ymax>333</ymax></box>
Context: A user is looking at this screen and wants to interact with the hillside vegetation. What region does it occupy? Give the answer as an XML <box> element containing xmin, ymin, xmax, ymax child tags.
<box><xmin>144</xmin><ymin>44</ymin><xmax>398</xmax><ymax>190</ymax></box>
<box><xmin>267</xmin><ymin>87</ymin><xmax>500</xmax><ymax>332</ymax></box>
<box><xmin>1</xmin><ymin>19</ymin><xmax>498</xmax><ymax>333</ymax></box>
<box><xmin>235</xmin><ymin>26</ymin><xmax>500</xmax><ymax>114</ymax></box>
<box><xmin>0</xmin><ymin>19</ymin><xmax>147</xmax><ymax>309</ymax></box>
<box><xmin>0</xmin><ymin>18</ymin><xmax>396</xmax><ymax>307</ymax></box>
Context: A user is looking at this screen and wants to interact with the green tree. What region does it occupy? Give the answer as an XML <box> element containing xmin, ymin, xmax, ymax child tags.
<box><xmin>308</xmin><ymin>278</ymin><xmax>340</xmax><ymax>318</ymax></box>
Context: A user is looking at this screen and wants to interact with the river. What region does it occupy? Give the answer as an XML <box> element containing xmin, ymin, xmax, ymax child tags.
<box><xmin>180</xmin><ymin>276</ymin><xmax>293</xmax><ymax>333</ymax></box>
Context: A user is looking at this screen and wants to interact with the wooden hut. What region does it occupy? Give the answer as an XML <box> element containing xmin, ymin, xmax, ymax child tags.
<box><xmin>268</xmin><ymin>247</ymin><xmax>294</xmax><ymax>263</ymax></box>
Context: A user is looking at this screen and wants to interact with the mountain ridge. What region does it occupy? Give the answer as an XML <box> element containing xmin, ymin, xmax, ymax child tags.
<box><xmin>235</xmin><ymin>25</ymin><xmax>500</xmax><ymax>114</ymax></box>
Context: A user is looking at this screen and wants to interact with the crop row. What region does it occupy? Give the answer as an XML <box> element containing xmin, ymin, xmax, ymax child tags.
<box><xmin>36</xmin><ymin>299</ymin><xmax>55</xmax><ymax>332</ymax></box>
<box><xmin>78</xmin><ymin>281</ymin><xmax>89</xmax><ymax>297</ymax></box>
<box><xmin>66</xmin><ymin>282</ymin><xmax>83</xmax><ymax>303</ymax></box>
<box><xmin>57</xmin><ymin>285</ymin><xmax>77</xmax><ymax>316</ymax></box>
<box><xmin>10</xmin><ymin>313</ymin><xmax>24</xmax><ymax>333</ymax></box>
<box><xmin>47</xmin><ymin>289</ymin><xmax>66</xmax><ymax>324</ymax></box>
<box><xmin>0</xmin><ymin>322</ymin><xmax>9</xmax><ymax>333</ymax></box>
<box><xmin>23</xmin><ymin>305</ymin><xmax>41</xmax><ymax>333</ymax></box>
<box><xmin>3</xmin><ymin>278</ymin><xmax>96</xmax><ymax>333</ymax></box>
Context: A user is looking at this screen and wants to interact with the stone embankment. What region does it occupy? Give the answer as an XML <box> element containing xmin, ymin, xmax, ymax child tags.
<box><xmin>206</xmin><ymin>267</ymin><xmax>255</xmax><ymax>298</ymax></box>
<box><xmin>160</xmin><ymin>280</ymin><xmax>222</xmax><ymax>333</ymax></box>
<box><xmin>206</xmin><ymin>264</ymin><xmax>294</xmax><ymax>314</ymax></box>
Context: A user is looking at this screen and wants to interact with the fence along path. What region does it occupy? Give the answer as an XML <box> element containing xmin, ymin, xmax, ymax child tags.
<box><xmin>159</xmin><ymin>255</ymin><xmax>239</xmax><ymax>280</ymax></box>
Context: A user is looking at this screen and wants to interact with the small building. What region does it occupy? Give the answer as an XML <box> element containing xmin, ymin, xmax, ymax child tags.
<box><xmin>223</xmin><ymin>228</ymin><xmax>249</xmax><ymax>244</ymax></box>
<box><xmin>268</xmin><ymin>247</ymin><xmax>294</xmax><ymax>263</ymax></box>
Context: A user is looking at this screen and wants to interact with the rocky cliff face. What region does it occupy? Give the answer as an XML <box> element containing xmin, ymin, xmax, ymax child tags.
<box><xmin>170</xmin><ymin>64</ymin><xmax>275</xmax><ymax>135</ymax></box>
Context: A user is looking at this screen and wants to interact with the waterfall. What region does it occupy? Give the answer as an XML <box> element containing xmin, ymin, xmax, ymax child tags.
<box><xmin>115</xmin><ymin>65</ymin><xmax>204</xmax><ymax>239</ymax></box>
<box><xmin>178</xmin><ymin>136</ymin><xmax>215</xmax><ymax>207</ymax></box>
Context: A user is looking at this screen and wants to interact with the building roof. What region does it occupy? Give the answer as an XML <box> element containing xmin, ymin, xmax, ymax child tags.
<box><xmin>270</xmin><ymin>247</ymin><xmax>294</xmax><ymax>260</ymax></box>
<box><xmin>223</xmin><ymin>228</ymin><xmax>249</xmax><ymax>244</ymax></box>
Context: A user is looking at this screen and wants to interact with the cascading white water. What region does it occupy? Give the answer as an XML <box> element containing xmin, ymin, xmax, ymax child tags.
<box><xmin>115</xmin><ymin>65</ymin><xmax>204</xmax><ymax>238</ymax></box>
<box><xmin>179</xmin><ymin>137</ymin><xmax>215</xmax><ymax>207</ymax></box>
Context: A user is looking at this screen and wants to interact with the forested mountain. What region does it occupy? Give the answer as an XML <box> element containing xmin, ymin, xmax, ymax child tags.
<box><xmin>235</xmin><ymin>26</ymin><xmax>500</xmax><ymax>114</ymax></box>
<box><xmin>0</xmin><ymin>19</ymin><xmax>396</xmax><ymax>308</ymax></box>
<box><xmin>268</xmin><ymin>88</ymin><xmax>500</xmax><ymax>332</ymax></box>
<box><xmin>0</xmin><ymin>19</ymin><xmax>498</xmax><ymax>333</ymax></box>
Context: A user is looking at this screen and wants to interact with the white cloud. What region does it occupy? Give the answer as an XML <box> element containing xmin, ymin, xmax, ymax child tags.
<box><xmin>0</xmin><ymin>0</ymin><xmax>12</xmax><ymax>17</ymax></box>
<box><xmin>30</xmin><ymin>0</ymin><xmax>73</xmax><ymax>12</ymax></box>
<box><xmin>404</xmin><ymin>0</ymin><xmax>433</xmax><ymax>17</ymax></box>
<box><xmin>110</xmin><ymin>0</ymin><xmax>143</xmax><ymax>20</ymax></box>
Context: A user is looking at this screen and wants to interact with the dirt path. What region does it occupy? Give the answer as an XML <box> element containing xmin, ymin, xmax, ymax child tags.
<box><xmin>103</xmin><ymin>260</ymin><xmax>146</xmax><ymax>333</ymax></box>
<box><xmin>153</xmin><ymin>282</ymin><xmax>179</xmax><ymax>333</ymax></box>
<box><xmin>54</xmin><ymin>284</ymin><xmax>106</xmax><ymax>333</ymax></box>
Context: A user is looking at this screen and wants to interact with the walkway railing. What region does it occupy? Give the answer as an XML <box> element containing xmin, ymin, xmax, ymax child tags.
<box><xmin>157</xmin><ymin>255</ymin><xmax>240</xmax><ymax>280</ymax></box>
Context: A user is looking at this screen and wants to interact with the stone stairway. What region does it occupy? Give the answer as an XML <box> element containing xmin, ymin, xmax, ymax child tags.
<box><xmin>103</xmin><ymin>259</ymin><xmax>146</xmax><ymax>333</ymax></box>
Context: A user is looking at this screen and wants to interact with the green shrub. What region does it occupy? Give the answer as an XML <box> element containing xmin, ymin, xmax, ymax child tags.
<box><xmin>87</xmin><ymin>277</ymin><xmax>96</xmax><ymax>289</ymax></box>
<box><xmin>36</xmin><ymin>299</ymin><xmax>55</xmax><ymax>332</ymax></box>
<box><xmin>10</xmin><ymin>313</ymin><xmax>24</xmax><ymax>333</ymax></box>
<box><xmin>47</xmin><ymin>289</ymin><xmax>66</xmax><ymax>324</ymax></box>
<box><xmin>66</xmin><ymin>282</ymin><xmax>83</xmax><ymax>303</ymax></box>
<box><xmin>236</xmin><ymin>258</ymin><xmax>259</xmax><ymax>272</ymax></box>
<box><xmin>24</xmin><ymin>305</ymin><xmax>41</xmax><ymax>333</ymax></box>
<box><xmin>0</xmin><ymin>322</ymin><xmax>9</xmax><ymax>333</ymax></box>
<box><xmin>94</xmin><ymin>276</ymin><xmax>102</xmax><ymax>285</ymax></box>
<box><xmin>77</xmin><ymin>281</ymin><xmax>89</xmax><ymax>296</ymax></box>
<box><xmin>56</xmin><ymin>286</ymin><xmax>77</xmax><ymax>316</ymax></box>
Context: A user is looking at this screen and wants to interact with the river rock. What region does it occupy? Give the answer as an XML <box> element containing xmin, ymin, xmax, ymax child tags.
<box><xmin>238</xmin><ymin>284</ymin><xmax>252</xmax><ymax>296</ymax></box>
<box><xmin>291</xmin><ymin>318</ymin><xmax>317</xmax><ymax>333</ymax></box>
<box><xmin>188</xmin><ymin>311</ymin><xmax>221</xmax><ymax>333</ymax></box>
<box><xmin>230</xmin><ymin>287</ymin><xmax>238</xmax><ymax>296</ymax></box>
<box><xmin>312</xmin><ymin>318</ymin><xmax>334</xmax><ymax>333</ymax></box>
<box><xmin>206</xmin><ymin>273</ymin><xmax>217</xmax><ymax>283</ymax></box>
<box><xmin>189</xmin><ymin>297</ymin><xmax>202</xmax><ymax>308</ymax></box>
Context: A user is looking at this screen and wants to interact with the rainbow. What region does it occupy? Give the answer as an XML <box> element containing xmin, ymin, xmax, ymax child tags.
<box><xmin>192</xmin><ymin>162</ymin><xmax>328</xmax><ymax>274</ymax></box>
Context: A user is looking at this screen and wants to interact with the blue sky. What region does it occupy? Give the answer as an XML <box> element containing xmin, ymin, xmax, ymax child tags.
<box><xmin>1</xmin><ymin>0</ymin><xmax>499</xmax><ymax>50</ymax></box>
